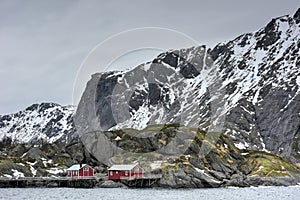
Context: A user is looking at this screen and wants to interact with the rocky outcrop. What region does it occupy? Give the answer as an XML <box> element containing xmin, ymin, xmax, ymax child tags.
<box><xmin>0</xmin><ymin>178</ymin><xmax>98</xmax><ymax>188</ymax></box>
<box><xmin>0</xmin><ymin>140</ymin><xmax>102</xmax><ymax>178</ymax></box>
<box><xmin>80</xmin><ymin>124</ymin><xmax>300</xmax><ymax>188</ymax></box>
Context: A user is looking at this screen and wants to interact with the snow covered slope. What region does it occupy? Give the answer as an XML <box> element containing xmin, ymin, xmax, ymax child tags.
<box><xmin>75</xmin><ymin>9</ymin><xmax>300</xmax><ymax>161</ymax></box>
<box><xmin>0</xmin><ymin>103</ymin><xmax>75</xmax><ymax>144</ymax></box>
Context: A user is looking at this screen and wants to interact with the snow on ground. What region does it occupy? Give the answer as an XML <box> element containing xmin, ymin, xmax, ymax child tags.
<box><xmin>296</xmin><ymin>76</ymin><xmax>300</xmax><ymax>87</ymax></box>
<box><xmin>30</xmin><ymin>165</ymin><xmax>37</xmax><ymax>176</ymax></box>
<box><xmin>27</xmin><ymin>161</ymin><xmax>38</xmax><ymax>176</ymax></box>
<box><xmin>150</xmin><ymin>161</ymin><xmax>162</xmax><ymax>170</ymax></box>
<box><xmin>194</xmin><ymin>167</ymin><xmax>205</xmax><ymax>174</ymax></box>
<box><xmin>114</xmin><ymin>136</ymin><xmax>122</xmax><ymax>141</ymax></box>
<box><xmin>234</xmin><ymin>142</ymin><xmax>247</xmax><ymax>150</ymax></box>
<box><xmin>42</xmin><ymin>158</ymin><xmax>53</xmax><ymax>167</ymax></box>
<box><xmin>3</xmin><ymin>174</ymin><xmax>12</xmax><ymax>178</ymax></box>
<box><xmin>46</xmin><ymin>168</ymin><xmax>64</xmax><ymax>175</ymax></box>
<box><xmin>258</xmin><ymin>165</ymin><xmax>264</xmax><ymax>170</ymax></box>
<box><xmin>11</xmin><ymin>169</ymin><xmax>24</xmax><ymax>178</ymax></box>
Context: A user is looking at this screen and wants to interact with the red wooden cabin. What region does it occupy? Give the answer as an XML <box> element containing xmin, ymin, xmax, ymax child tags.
<box><xmin>66</xmin><ymin>164</ymin><xmax>94</xmax><ymax>178</ymax></box>
<box><xmin>108</xmin><ymin>164</ymin><xmax>143</xmax><ymax>180</ymax></box>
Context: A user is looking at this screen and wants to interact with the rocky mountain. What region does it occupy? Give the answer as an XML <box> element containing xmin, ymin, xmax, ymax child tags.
<box><xmin>0</xmin><ymin>9</ymin><xmax>300</xmax><ymax>188</ymax></box>
<box><xmin>0</xmin><ymin>103</ymin><xmax>76</xmax><ymax>144</ymax></box>
<box><xmin>75</xmin><ymin>8</ymin><xmax>300</xmax><ymax>163</ymax></box>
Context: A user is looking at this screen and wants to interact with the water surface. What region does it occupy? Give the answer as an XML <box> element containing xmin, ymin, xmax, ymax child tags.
<box><xmin>1</xmin><ymin>186</ymin><xmax>300</xmax><ymax>200</ymax></box>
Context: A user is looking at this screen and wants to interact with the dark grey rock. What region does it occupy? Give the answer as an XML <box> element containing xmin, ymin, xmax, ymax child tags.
<box><xmin>47</xmin><ymin>182</ymin><xmax>59</xmax><ymax>187</ymax></box>
<box><xmin>26</xmin><ymin>147</ymin><xmax>45</xmax><ymax>161</ymax></box>
<box><xmin>10</xmin><ymin>144</ymin><xmax>26</xmax><ymax>157</ymax></box>
<box><xmin>244</xmin><ymin>175</ymin><xmax>300</xmax><ymax>187</ymax></box>
<box><xmin>98</xmin><ymin>180</ymin><xmax>127</xmax><ymax>188</ymax></box>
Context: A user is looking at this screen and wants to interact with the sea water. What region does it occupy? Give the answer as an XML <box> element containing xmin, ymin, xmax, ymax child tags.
<box><xmin>1</xmin><ymin>186</ymin><xmax>300</xmax><ymax>200</ymax></box>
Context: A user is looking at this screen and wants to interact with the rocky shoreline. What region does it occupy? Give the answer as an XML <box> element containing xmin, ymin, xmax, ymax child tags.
<box><xmin>0</xmin><ymin>175</ymin><xmax>299</xmax><ymax>189</ymax></box>
<box><xmin>1</xmin><ymin>124</ymin><xmax>300</xmax><ymax>189</ymax></box>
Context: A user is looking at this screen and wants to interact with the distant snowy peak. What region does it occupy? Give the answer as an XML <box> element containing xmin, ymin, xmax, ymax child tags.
<box><xmin>0</xmin><ymin>103</ymin><xmax>75</xmax><ymax>144</ymax></box>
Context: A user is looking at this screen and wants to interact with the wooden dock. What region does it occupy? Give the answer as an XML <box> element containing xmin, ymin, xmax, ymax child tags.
<box><xmin>119</xmin><ymin>173</ymin><xmax>162</xmax><ymax>187</ymax></box>
<box><xmin>0</xmin><ymin>177</ymin><xmax>97</xmax><ymax>188</ymax></box>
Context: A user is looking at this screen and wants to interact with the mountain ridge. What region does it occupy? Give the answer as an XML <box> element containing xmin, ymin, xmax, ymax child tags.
<box><xmin>0</xmin><ymin>9</ymin><xmax>299</xmax><ymax>164</ymax></box>
<box><xmin>75</xmin><ymin>8</ymin><xmax>300</xmax><ymax>162</ymax></box>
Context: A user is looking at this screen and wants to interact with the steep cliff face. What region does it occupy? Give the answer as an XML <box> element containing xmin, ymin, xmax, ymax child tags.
<box><xmin>211</xmin><ymin>11</ymin><xmax>300</xmax><ymax>162</ymax></box>
<box><xmin>75</xmin><ymin>9</ymin><xmax>300</xmax><ymax>162</ymax></box>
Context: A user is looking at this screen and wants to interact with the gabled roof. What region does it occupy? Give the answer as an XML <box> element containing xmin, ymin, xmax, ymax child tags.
<box><xmin>67</xmin><ymin>164</ymin><xmax>88</xmax><ymax>171</ymax></box>
<box><xmin>108</xmin><ymin>164</ymin><xmax>139</xmax><ymax>171</ymax></box>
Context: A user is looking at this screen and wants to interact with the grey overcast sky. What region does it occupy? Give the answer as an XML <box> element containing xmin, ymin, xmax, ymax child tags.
<box><xmin>0</xmin><ymin>0</ymin><xmax>299</xmax><ymax>114</ymax></box>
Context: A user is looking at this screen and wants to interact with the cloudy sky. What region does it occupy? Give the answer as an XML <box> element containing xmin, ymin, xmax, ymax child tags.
<box><xmin>0</xmin><ymin>0</ymin><xmax>299</xmax><ymax>114</ymax></box>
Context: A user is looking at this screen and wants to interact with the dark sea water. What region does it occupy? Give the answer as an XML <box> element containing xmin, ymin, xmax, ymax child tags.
<box><xmin>1</xmin><ymin>186</ymin><xmax>300</xmax><ymax>200</ymax></box>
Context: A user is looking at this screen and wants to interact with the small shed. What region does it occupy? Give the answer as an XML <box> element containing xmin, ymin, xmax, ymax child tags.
<box><xmin>108</xmin><ymin>164</ymin><xmax>143</xmax><ymax>180</ymax></box>
<box><xmin>66</xmin><ymin>164</ymin><xmax>94</xmax><ymax>178</ymax></box>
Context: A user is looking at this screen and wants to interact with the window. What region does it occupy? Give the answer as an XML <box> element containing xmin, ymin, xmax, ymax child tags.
<box><xmin>116</xmin><ymin>171</ymin><xmax>118</xmax><ymax>174</ymax></box>
<box><xmin>84</xmin><ymin>166</ymin><xmax>89</xmax><ymax>171</ymax></box>
<box><xmin>110</xmin><ymin>171</ymin><xmax>113</xmax><ymax>176</ymax></box>
<box><xmin>125</xmin><ymin>171</ymin><xmax>128</xmax><ymax>176</ymax></box>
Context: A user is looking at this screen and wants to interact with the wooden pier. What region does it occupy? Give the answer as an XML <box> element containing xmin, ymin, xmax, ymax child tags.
<box><xmin>0</xmin><ymin>177</ymin><xmax>97</xmax><ymax>188</ymax></box>
<box><xmin>119</xmin><ymin>173</ymin><xmax>162</xmax><ymax>188</ymax></box>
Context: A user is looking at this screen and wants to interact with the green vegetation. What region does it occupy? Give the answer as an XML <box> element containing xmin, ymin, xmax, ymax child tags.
<box><xmin>104</xmin><ymin>123</ymin><xmax>300</xmax><ymax>181</ymax></box>
<box><xmin>243</xmin><ymin>150</ymin><xmax>300</xmax><ymax>177</ymax></box>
